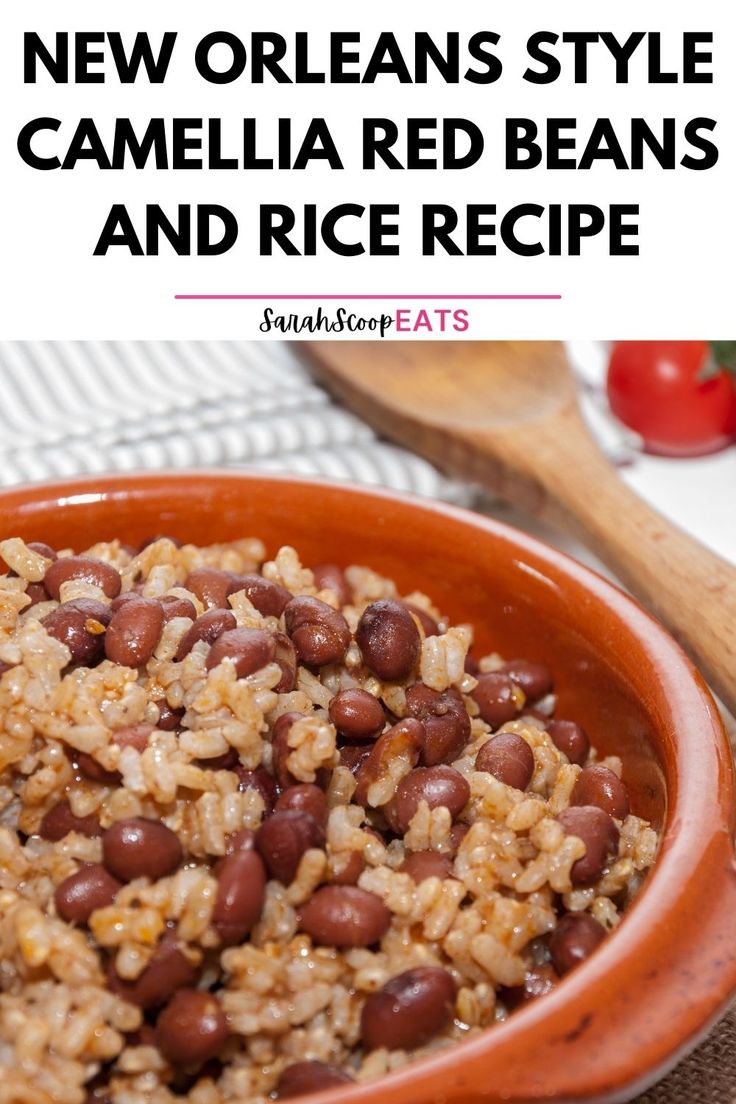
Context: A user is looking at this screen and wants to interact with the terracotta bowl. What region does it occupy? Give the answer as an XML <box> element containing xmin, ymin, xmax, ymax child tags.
<box><xmin>2</xmin><ymin>471</ymin><xmax>735</xmax><ymax>1104</ymax></box>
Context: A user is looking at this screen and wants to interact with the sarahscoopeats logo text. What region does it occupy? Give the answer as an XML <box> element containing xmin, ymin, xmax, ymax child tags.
<box><xmin>259</xmin><ymin>306</ymin><xmax>470</xmax><ymax>336</ymax></box>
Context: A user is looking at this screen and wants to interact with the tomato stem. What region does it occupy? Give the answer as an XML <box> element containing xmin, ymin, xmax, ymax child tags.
<box><xmin>708</xmin><ymin>341</ymin><xmax>736</xmax><ymax>379</ymax></box>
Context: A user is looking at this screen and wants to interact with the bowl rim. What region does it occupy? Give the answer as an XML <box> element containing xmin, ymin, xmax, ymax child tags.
<box><xmin>1</xmin><ymin>468</ymin><xmax>735</xmax><ymax>1104</ymax></box>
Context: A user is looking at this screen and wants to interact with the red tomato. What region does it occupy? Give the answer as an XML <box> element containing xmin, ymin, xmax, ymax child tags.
<box><xmin>606</xmin><ymin>341</ymin><xmax>736</xmax><ymax>457</ymax></box>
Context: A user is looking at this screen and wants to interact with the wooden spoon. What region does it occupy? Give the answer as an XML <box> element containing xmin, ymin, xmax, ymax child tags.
<box><xmin>306</xmin><ymin>340</ymin><xmax>736</xmax><ymax>715</ymax></box>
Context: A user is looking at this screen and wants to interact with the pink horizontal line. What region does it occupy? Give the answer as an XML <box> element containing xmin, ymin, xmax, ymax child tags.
<box><xmin>175</xmin><ymin>293</ymin><xmax>561</xmax><ymax>301</ymax></box>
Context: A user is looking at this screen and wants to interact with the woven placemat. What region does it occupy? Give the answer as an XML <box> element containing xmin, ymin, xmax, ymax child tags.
<box><xmin>635</xmin><ymin>1005</ymin><xmax>736</xmax><ymax>1103</ymax></box>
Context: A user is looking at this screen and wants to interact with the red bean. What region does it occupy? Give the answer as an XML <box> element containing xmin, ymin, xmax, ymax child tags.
<box><xmin>475</xmin><ymin>733</ymin><xmax>535</xmax><ymax>791</ymax></box>
<box><xmin>54</xmin><ymin>863</ymin><xmax>121</xmax><ymax>924</ymax></box>
<box><xmin>557</xmin><ymin>806</ymin><xmax>620</xmax><ymax>885</ymax></box>
<box><xmin>503</xmin><ymin>963</ymin><xmax>559</xmax><ymax>1011</ymax></box>
<box><xmin>113</xmin><ymin>723</ymin><xmax>154</xmax><ymax>752</ymax></box>
<box><xmin>549</xmin><ymin>912</ymin><xmax>607</xmax><ymax>975</ymax></box>
<box><xmin>384</xmin><ymin>766</ymin><xmax>470</xmax><ymax>835</ymax></box>
<box><xmin>232</xmin><ymin>574</ymin><xmax>292</xmax><ymax>617</ymax></box>
<box><xmin>205</xmin><ymin>628</ymin><xmax>275</xmax><ymax>678</ymax></box>
<box><xmin>110</xmin><ymin>593</ymin><xmax>140</xmax><ymax>613</ymax></box>
<box><xmin>405</xmin><ymin>684</ymin><xmax>470</xmax><ymax>765</ymax></box>
<box><xmin>158</xmin><ymin>594</ymin><xmax>198</xmax><ymax>623</ymax></box>
<box><xmin>234</xmin><ymin>767</ymin><xmax>278</xmax><ymax>813</ymax></box>
<box><xmin>185</xmin><ymin>568</ymin><xmax>240</xmax><ymax>610</ymax></box>
<box><xmin>329</xmin><ymin>688</ymin><xmax>385</xmax><ymax>741</ymax></box>
<box><xmin>355</xmin><ymin>600</ymin><xmax>420</xmax><ymax>682</ymax></box>
<box><xmin>403</xmin><ymin>602</ymin><xmax>440</xmax><ymax>637</ymax></box>
<box><xmin>213</xmin><ymin>849</ymin><xmax>267</xmax><ymax>945</ymax></box>
<box><xmin>24</xmin><ymin>582</ymin><xmax>49</xmax><ymax>607</ymax></box>
<box><xmin>199</xmin><ymin>748</ymin><xmax>239</xmax><ymax>771</ymax></box>
<box><xmin>39</xmin><ymin>801</ymin><xmax>101</xmax><ymax>841</ymax></box>
<box><xmin>361</xmin><ymin>966</ymin><xmax>456</xmax><ymax>1051</ymax></box>
<box><xmin>125</xmin><ymin>1023</ymin><xmax>157</xmax><ymax>1048</ymax></box>
<box><xmin>156</xmin><ymin>990</ymin><xmax>229</xmax><ymax>1066</ymax></box>
<box><xmin>471</xmin><ymin>673</ymin><xmax>520</xmax><ymax>729</ymax></box>
<box><xmin>500</xmin><ymin>660</ymin><xmax>554</xmax><ymax>703</ymax></box>
<box><xmin>176</xmin><ymin>609</ymin><xmax>237</xmax><ymax>661</ymax></box>
<box><xmin>284</xmin><ymin>596</ymin><xmax>351</xmax><ymax>667</ymax></box>
<box><xmin>448</xmin><ymin>822</ymin><xmax>469</xmax><ymax>856</ymax></box>
<box><xmin>311</xmin><ymin>563</ymin><xmax>351</xmax><ymax>607</ymax></box>
<box><xmin>464</xmin><ymin>652</ymin><xmax>481</xmax><ymax>677</ymax></box>
<box><xmin>273</xmin><ymin>632</ymin><xmax>297</xmax><ymax>693</ymax></box>
<box><xmin>399</xmin><ymin>851</ymin><xmax>453</xmax><ymax>884</ymax></box>
<box><xmin>156</xmin><ymin>701</ymin><xmax>185</xmax><ymax>731</ymax></box>
<box><xmin>276</xmin><ymin>1060</ymin><xmax>354</xmax><ymax>1099</ymax></box>
<box><xmin>275</xmin><ymin>784</ymin><xmax>328</xmax><ymax>827</ymax></box>
<box><xmin>298</xmin><ymin>886</ymin><xmax>390</xmax><ymax>947</ymax></box>
<box><xmin>571</xmin><ymin>765</ymin><xmax>630</xmax><ymax>820</ymax></box>
<box><xmin>44</xmin><ymin>556</ymin><xmax>121</xmax><ymax>600</ymax></box>
<box><xmin>27</xmin><ymin>541</ymin><xmax>57</xmax><ymax>561</ymax></box>
<box><xmin>270</xmin><ymin>712</ymin><xmax>305</xmax><ymax>789</ymax></box>
<box><xmin>339</xmin><ymin>743</ymin><xmax>374</xmax><ymax>776</ymax></box>
<box><xmin>102</xmin><ymin>817</ymin><xmax>183</xmax><ymax>882</ymax></box>
<box><xmin>41</xmin><ymin>599</ymin><xmax>111</xmax><ymax>665</ymax></box>
<box><xmin>353</xmin><ymin>718</ymin><xmax>424</xmax><ymax>808</ymax></box>
<box><xmin>330</xmin><ymin>849</ymin><xmax>366</xmax><ymax>886</ymax></box>
<box><xmin>69</xmin><ymin>747</ymin><xmax>120</xmax><ymax>786</ymax></box>
<box><xmin>547</xmin><ymin>720</ymin><xmax>590</xmax><ymax>767</ymax></box>
<box><xmin>107</xmin><ymin>930</ymin><xmax>198</xmax><ymax>1009</ymax></box>
<box><xmin>224</xmin><ymin>828</ymin><xmax>256</xmax><ymax>855</ymax></box>
<box><xmin>256</xmin><ymin>810</ymin><xmax>325</xmax><ymax>885</ymax></box>
<box><xmin>104</xmin><ymin>597</ymin><xmax>165</xmax><ymax>667</ymax></box>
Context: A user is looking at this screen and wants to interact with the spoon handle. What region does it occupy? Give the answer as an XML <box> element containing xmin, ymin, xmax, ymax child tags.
<box><xmin>484</xmin><ymin>400</ymin><xmax>736</xmax><ymax>715</ymax></box>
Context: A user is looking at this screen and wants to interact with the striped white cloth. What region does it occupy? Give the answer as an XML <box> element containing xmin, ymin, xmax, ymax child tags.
<box><xmin>4</xmin><ymin>340</ymin><xmax>730</xmax><ymax>569</ymax></box>
<box><xmin>0</xmin><ymin>342</ymin><xmax>474</xmax><ymax>504</ymax></box>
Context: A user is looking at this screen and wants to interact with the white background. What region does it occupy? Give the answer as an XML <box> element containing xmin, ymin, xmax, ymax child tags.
<box><xmin>0</xmin><ymin>1</ymin><xmax>734</xmax><ymax>339</ymax></box>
